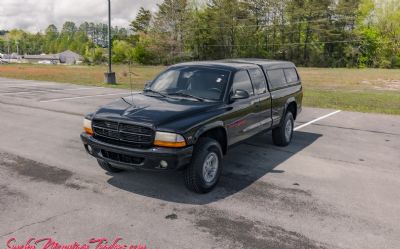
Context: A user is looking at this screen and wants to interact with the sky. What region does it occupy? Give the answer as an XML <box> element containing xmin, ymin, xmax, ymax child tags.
<box><xmin>0</xmin><ymin>0</ymin><xmax>162</xmax><ymax>32</ymax></box>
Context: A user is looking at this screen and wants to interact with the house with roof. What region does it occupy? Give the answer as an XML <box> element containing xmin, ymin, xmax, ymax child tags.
<box><xmin>0</xmin><ymin>53</ymin><xmax>22</xmax><ymax>63</ymax></box>
<box><xmin>23</xmin><ymin>54</ymin><xmax>60</xmax><ymax>64</ymax></box>
<box><xmin>59</xmin><ymin>50</ymin><xmax>84</xmax><ymax>64</ymax></box>
<box><xmin>23</xmin><ymin>50</ymin><xmax>83</xmax><ymax>65</ymax></box>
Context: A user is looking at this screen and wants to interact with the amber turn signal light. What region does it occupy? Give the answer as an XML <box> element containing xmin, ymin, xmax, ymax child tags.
<box><xmin>154</xmin><ymin>132</ymin><xmax>186</xmax><ymax>148</ymax></box>
<box><xmin>83</xmin><ymin>118</ymin><xmax>94</xmax><ymax>135</ymax></box>
<box><xmin>154</xmin><ymin>140</ymin><xmax>186</xmax><ymax>148</ymax></box>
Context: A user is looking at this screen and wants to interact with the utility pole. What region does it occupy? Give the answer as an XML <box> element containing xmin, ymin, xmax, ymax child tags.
<box><xmin>104</xmin><ymin>0</ymin><xmax>116</xmax><ymax>84</ymax></box>
<box><xmin>7</xmin><ymin>40</ymin><xmax>10</xmax><ymax>63</ymax></box>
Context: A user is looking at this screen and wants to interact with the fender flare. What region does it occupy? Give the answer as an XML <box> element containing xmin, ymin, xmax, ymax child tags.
<box><xmin>285</xmin><ymin>97</ymin><xmax>297</xmax><ymax>112</ymax></box>
<box><xmin>284</xmin><ymin>98</ymin><xmax>297</xmax><ymax>120</ymax></box>
<box><xmin>192</xmin><ymin>121</ymin><xmax>228</xmax><ymax>152</ymax></box>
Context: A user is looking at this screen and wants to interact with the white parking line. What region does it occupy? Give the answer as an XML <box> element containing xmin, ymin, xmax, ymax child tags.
<box><xmin>40</xmin><ymin>92</ymin><xmax>130</xmax><ymax>102</ymax></box>
<box><xmin>294</xmin><ymin>110</ymin><xmax>341</xmax><ymax>131</ymax></box>
<box><xmin>0</xmin><ymin>87</ymin><xmax>105</xmax><ymax>96</ymax></box>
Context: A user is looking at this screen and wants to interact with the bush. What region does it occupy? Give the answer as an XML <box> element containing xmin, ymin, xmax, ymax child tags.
<box><xmin>93</xmin><ymin>48</ymin><xmax>106</xmax><ymax>64</ymax></box>
<box><xmin>391</xmin><ymin>56</ymin><xmax>400</xmax><ymax>68</ymax></box>
<box><xmin>112</xmin><ymin>40</ymin><xmax>134</xmax><ymax>63</ymax></box>
<box><xmin>132</xmin><ymin>43</ymin><xmax>156</xmax><ymax>65</ymax></box>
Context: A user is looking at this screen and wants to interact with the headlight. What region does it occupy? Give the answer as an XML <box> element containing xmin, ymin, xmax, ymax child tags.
<box><xmin>83</xmin><ymin>118</ymin><xmax>93</xmax><ymax>135</ymax></box>
<box><xmin>154</xmin><ymin>132</ymin><xmax>186</xmax><ymax>148</ymax></box>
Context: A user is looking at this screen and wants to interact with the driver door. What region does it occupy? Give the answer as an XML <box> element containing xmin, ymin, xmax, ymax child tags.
<box><xmin>225</xmin><ymin>70</ymin><xmax>261</xmax><ymax>145</ymax></box>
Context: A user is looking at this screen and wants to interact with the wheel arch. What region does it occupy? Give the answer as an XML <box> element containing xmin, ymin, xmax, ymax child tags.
<box><xmin>285</xmin><ymin>98</ymin><xmax>298</xmax><ymax>120</ymax></box>
<box><xmin>193</xmin><ymin>122</ymin><xmax>228</xmax><ymax>155</ymax></box>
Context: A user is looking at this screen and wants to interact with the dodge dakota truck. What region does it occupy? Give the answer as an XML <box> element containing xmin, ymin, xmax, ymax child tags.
<box><xmin>81</xmin><ymin>59</ymin><xmax>303</xmax><ymax>193</ymax></box>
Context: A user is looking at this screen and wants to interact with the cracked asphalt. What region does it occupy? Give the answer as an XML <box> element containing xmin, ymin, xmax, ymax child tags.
<box><xmin>0</xmin><ymin>77</ymin><xmax>399</xmax><ymax>249</ymax></box>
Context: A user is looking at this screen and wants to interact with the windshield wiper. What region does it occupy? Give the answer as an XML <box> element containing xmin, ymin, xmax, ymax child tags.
<box><xmin>143</xmin><ymin>89</ymin><xmax>167</xmax><ymax>98</ymax></box>
<box><xmin>167</xmin><ymin>92</ymin><xmax>205</xmax><ymax>102</ymax></box>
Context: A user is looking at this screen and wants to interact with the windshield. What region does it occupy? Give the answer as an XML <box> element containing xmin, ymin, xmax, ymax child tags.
<box><xmin>148</xmin><ymin>66</ymin><xmax>230</xmax><ymax>101</ymax></box>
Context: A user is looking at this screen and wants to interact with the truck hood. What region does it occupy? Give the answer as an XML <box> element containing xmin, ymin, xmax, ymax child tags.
<box><xmin>93</xmin><ymin>93</ymin><xmax>222</xmax><ymax>130</ymax></box>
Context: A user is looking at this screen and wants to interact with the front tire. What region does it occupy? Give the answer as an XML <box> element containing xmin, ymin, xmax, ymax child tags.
<box><xmin>97</xmin><ymin>159</ymin><xmax>124</xmax><ymax>173</ymax></box>
<box><xmin>272</xmin><ymin>111</ymin><xmax>294</xmax><ymax>147</ymax></box>
<box><xmin>184</xmin><ymin>138</ymin><xmax>223</xmax><ymax>193</ymax></box>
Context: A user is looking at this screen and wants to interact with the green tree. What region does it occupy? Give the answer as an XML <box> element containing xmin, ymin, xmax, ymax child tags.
<box><xmin>130</xmin><ymin>7</ymin><xmax>152</xmax><ymax>34</ymax></box>
<box><xmin>61</xmin><ymin>21</ymin><xmax>77</xmax><ymax>36</ymax></box>
<box><xmin>112</xmin><ymin>40</ymin><xmax>134</xmax><ymax>63</ymax></box>
<box><xmin>153</xmin><ymin>0</ymin><xmax>189</xmax><ymax>63</ymax></box>
<box><xmin>58</xmin><ymin>21</ymin><xmax>78</xmax><ymax>51</ymax></box>
<box><xmin>44</xmin><ymin>24</ymin><xmax>58</xmax><ymax>53</ymax></box>
<box><xmin>93</xmin><ymin>47</ymin><xmax>106</xmax><ymax>64</ymax></box>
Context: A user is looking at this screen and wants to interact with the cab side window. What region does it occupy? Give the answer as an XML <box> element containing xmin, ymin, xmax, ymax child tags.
<box><xmin>232</xmin><ymin>70</ymin><xmax>254</xmax><ymax>96</ymax></box>
<box><xmin>284</xmin><ymin>68</ymin><xmax>300</xmax><ymax>85</ymax></box>
<box><xmin>266</xmin><ymin>69</ymin><xmax>287</xmax><ymax>90</ymax></box>
<box><xmin>248</xmin><ymin>68</ymin><xmax>267</xmax><ymax>95</ymax></box>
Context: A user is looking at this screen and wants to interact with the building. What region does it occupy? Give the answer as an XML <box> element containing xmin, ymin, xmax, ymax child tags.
<box><xmin>0</xmin><ymin>53</ymin><xmax>23</xmax><ymax>63</ymax></box>
<box><xmin>58</xmin><ymin>50</ymin><xmax>83</xmax><ymax>64</ymax></box>
<box><xmin>23</xmin><ymin>54</ymin><xmax>60</xmax><ymax>64</ymax></box>
<box><xmin>22</xmin><ymin>50</ymin><xmax>83</xmax><ymax>65</ymax></box>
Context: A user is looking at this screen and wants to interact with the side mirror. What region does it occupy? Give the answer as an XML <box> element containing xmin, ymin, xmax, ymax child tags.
<box><xmin>230</xmin><ymin>89</ymin><xmax>250</xmax><ymax>102</ymax></box>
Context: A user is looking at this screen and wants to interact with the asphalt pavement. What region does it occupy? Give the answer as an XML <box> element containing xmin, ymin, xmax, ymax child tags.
<box><xmin>0</xmin><ymin>77</ymin><xmax>399</xmax><ymax>249</ymax></box>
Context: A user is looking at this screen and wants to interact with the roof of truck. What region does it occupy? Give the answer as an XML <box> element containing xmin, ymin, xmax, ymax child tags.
<box><xmin>171</xmin><ymin>61</ymin><xmax>262</xmax><ymax>71</ymax></box>
<box><xmin>172</xmin><ymin>59</ymin><xmax>296</xmax><ymax>71</ymax></box>
<box><xmin>223</xmin><ymin>59</ymin><xmax>296</xmax><ymax>70</ymax></box>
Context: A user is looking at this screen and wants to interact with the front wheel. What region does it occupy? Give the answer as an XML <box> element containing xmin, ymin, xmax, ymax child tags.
<box><xmin>184</xmin><ymin>138</ymin><xmax>223</xmax><ymax>193</ymax></box>
<box><xmin>272</xmin><ymin>112</ymin><xmax>294</xmax><ymax>147</ymax></box>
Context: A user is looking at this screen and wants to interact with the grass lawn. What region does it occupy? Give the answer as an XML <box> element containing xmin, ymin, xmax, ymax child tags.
<box><xmin>0</xmin><ymin>64</ymin><xmax>165</xmax><ymax>89</ymax></box>
<box><xmin>0</xmin><ymin>64</ymin><xmax>399</xmax><ymax>115</ymax></box>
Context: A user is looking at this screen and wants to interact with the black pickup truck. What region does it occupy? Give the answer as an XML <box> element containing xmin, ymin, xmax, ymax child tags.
<box><xmin>81</xmin><ymin>59</ymin><xmax>303</xmax><ymax>193</ymax></box>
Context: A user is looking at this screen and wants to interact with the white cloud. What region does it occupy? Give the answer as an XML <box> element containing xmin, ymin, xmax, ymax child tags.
<box><xmin>0</xmin><ymin>0</ymin><xmax>162</xmax><ymax>32</ymax></box>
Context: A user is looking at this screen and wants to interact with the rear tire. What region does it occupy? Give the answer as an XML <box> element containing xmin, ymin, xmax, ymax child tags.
<box><xmin>184</xmin><ymin>138</ymin><xmax>223</xmax><ymax>194</ymax></box>
<box><xmin>272</xmin><ymin>111</ymin><xmax>294</xmax><ymax>147</ymax></box>
<box><xmin>97</xmin><ymin>159</ymin><xmax>124</xmax><ymax>173</ymax></box>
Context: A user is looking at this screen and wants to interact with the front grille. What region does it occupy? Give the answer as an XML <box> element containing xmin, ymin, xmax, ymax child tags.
<box><xmin>101</xmin><ymin>149</ymin><xmax>144</xmax><ymax>165</ymax></box>
<box><xmin>92</xmin><ymin>119</ymin><xmax>154</xmax><ymax>147</ymax></box>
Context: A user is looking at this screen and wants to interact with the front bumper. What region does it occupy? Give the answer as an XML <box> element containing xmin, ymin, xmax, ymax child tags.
<box><xmin>81</xmin><ymin>133</ymin><xmax>193</xmax><ymax>171</ymax></box>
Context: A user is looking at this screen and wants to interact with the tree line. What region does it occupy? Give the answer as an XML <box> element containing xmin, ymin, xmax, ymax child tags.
<box><xmin>1</xmin><ymin>0</ymin><xmax>399</xmax><ymax>68</ymax></box>
<box><xmin>0</xmin><ymin>22</ymin><xmax>129</xmax><ymax>64</ymax></box>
